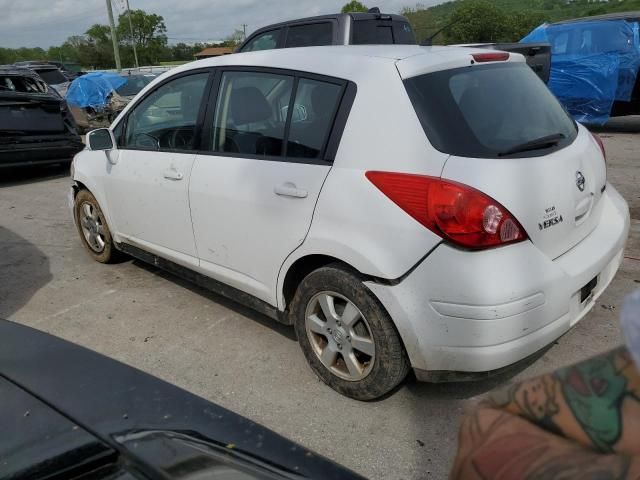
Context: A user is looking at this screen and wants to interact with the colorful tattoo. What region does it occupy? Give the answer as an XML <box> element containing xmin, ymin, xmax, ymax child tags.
<box><xmin>489</xmin><ymin>347</ymin><xmax>640</xmax><ymax>454</ymax></box>
<box><xmin>556</xmin><ymin>354</ymin><xmax>627</xmax><ymax>452</ymax></box>
<box><xmin>451</xmin><ymin>408</ymin><xmax>633</xmax><ymax>480</ymax></box>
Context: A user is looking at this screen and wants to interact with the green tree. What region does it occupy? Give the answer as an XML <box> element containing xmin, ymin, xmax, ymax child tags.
<box><xmin>117</xmin><ymin>10</ymin><xmax>168</xmax><ymax>65</ymax></box>
<box><xmin>223</xmin><ymin>29</ymin><xmax>245</xmax><ymax>48</ymax></box>
<box><xmin>85</xmin><ymin>24</ymin><xmax>115</xmax><ymax>68</ymax></box>
<box><xmin>506</xmin><ymin>12</ymin><xmax>546</xmax><ymax>40</ymax></box>
<box><xmin>170</xmin><ymin>42</ymin><xmax>199</xmax><ymax>61</ymax></box>
<box><xmin>445</xmin><ymin>0</ymin><xmax>509</xmax><ymax>43</ymax></box>
<box><xmin>341</xmin><ymin>1</ymin><xmax>368</xmax><ymax>13</ymax></box>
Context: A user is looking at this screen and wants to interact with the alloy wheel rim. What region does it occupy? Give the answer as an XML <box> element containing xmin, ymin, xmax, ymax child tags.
<box><xmin>305</xmin><ymin>291</ymin><xmax>375</xmax><ymax>382</ymax></box>
<box><xmin>80</xmin><ymin>201</ymin><xmax>106</xmax><ymax>253</ymax></box>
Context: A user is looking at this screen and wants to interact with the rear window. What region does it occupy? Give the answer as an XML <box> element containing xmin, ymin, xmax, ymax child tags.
<box><xmin>0</xmin><ymin>75</ymin><xmax>47</xmax><ymax>93</ymax></box>
<box><xmin>285</xmin><ymin>23</ymin><xmax>333</xmax><ymax>47</ymax></box>
<box><xmin>35</xmin><ymin>68</ymin><xmax>67</xmax><ymax>85</ymax></box>
<box><xmin>352</xmin><ymin>20</ymin><xmax>415</xmax><ymax>45</ymax></box>
<box><xmin>404</xmin><ymin>62</ymin><xmax>578</xmax><ymax>158</ymax></box>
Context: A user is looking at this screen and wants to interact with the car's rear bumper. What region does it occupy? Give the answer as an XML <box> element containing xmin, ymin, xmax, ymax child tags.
<box><xmin>0</xmin><ymin>136</ymin><xmax>84</xmax><ymax>168</ymax></box>
<box><xmin>366</xmin><ymin>183</ymin><xmax>630</xmax><ymax>375</ymax></box>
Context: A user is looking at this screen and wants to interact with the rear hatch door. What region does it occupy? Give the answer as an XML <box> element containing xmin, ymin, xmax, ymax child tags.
<box><xmin>402</xmin><ymin>56</ymin><xmax>606</xmax><ymax>260</ymax></box>
<box><xmin>0</xmin><ymin>93</ymin><xmax>66</xmax><ymax>134</ymax></box>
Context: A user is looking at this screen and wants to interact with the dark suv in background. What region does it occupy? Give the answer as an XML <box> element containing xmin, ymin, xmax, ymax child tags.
<box><xmin>238</xmin><ymin>9</ymin><xmax>416</xmax><ymax>52</ymax></box>
<box><xmin>237</xmin><ymin>8</ymin><xmax>551</xmax><ymax>83</ymax></box>
<box><xmin>0</xmin><ymin>66</ymin><xmax>82</xmax><ymax>168</ymax></box>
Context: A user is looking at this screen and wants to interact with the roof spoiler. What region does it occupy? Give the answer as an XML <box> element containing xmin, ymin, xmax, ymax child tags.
<box><xmin>366</xmin><ymin>6</ymin><xmax>392</xmax><ymax>20</ymax></box>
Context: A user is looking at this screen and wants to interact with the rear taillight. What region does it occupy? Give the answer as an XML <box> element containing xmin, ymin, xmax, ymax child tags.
<box><xmin>366</xmin><ymin>172</ymin><xmax>528</xmax><ymax>249</ymax></box>
<box><xmin>472</xmin><ymin>52</ymin><xmax>510</xmax><ymax>63</ymax></box>
<box><xmin>591</xmin><ymin>132</ymin><xmax>606</xmax><ymax>163</ymax></box>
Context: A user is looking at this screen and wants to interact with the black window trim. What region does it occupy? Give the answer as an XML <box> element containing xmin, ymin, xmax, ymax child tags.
<box><xmin>115</xmin><ymin>67</ymin><xmax>216</xmax><ymax>154</ymax></box>
<box><xmin>197</xmin><ymin>65</ymin><xmax>357</xmax><ymax>166</ymax></box>
<box><xmin>282</xmin><ymin>20</ymin><xmax>339</xmax><ymax>48</ymax></box>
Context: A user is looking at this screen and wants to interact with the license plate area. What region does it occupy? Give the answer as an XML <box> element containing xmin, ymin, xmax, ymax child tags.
<box><xmin>580</xmin><ymin>276</ymin><xmax>598</xmax><ymax>303</ymax></box>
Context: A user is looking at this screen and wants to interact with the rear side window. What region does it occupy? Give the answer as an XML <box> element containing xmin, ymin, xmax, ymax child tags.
<box><xmin>287</xmin><ymin>78</ymin><xmax>343</xmax><ymax>158</ymax></box>
<box><xmin>351</xmin><ymin>20</ymin><xmax>416</xmax><ymax>45</ymax></box>
<box><xmin>241</xmin><ymin>29</ymin><xmax>281</xmax><ymax>52</ymax></box>
<box><xmin>285</xmin><ymin>23</ymin><xmax>333</xmax><ymax>48</ymax></box>
<box><xmin>404</xmin><ymin>62</ymin><xmax>578</xmax><ymax>158</ymax></box>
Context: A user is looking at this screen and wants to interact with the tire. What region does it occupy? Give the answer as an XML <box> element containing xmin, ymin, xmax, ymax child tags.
<box><xmin>73</xmin><ymin>189</ymin><xmax>122</xmax><ymax>263</ymax></box>
<box><xmin>291</xmin><ymin>263</ymin><xmax>409</xmax><ymax>400</ymax></box>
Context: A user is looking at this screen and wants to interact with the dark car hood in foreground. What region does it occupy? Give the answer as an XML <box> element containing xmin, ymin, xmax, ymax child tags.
<box><xmin>0</xmin><ymin>320</ymin><xmax>363</xmax><ymax>479</ymax></box>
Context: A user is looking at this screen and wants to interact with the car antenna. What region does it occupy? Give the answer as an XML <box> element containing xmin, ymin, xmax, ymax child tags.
<box><xmin>421</xmin><ymin>19</ymin><xmax>461</xmax><ymax>46</ymax></box>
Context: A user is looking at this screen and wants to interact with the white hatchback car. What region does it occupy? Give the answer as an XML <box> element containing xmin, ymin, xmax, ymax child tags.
<box><xmin>72</xmin><ymin>45</ymin><xmax>630</xmax><ymax>400</ymax></box>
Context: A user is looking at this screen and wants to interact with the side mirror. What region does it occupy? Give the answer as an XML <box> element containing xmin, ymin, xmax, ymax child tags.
<box><xmin>87</xmin><ymin>128</ymin><xmax>115</xmax><ymax>151</ymax></box>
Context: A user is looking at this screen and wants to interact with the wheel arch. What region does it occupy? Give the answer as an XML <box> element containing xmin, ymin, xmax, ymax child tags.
<box><xmin>280</xmin><ymin>254</ymin><xmax>356</xmax><ymax>311</ymax></box>
<box><xmin>279</xmin><ymin>251</ymin><xmax>420</xmax><ymax>369</ymax></box>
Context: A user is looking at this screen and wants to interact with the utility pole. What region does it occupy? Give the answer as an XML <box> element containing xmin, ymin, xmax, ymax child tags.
<box><xmin>105</xmin><ymin>0</ymin><xmax>122</xmax><ymax>71</ymax></box>
<box><xmin>242</xmin><ymin>24</ymin><xmax>248</xmax><ymax>40</ymax></box>
<box><xmin>125</xmin><ymin>0</ymin><xmax>139</xmax><ymax>68</ymax></box>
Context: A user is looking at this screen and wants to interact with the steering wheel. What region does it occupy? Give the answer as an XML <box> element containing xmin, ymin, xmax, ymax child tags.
<box><xmin>168</xmin><ymin>128</ymin><xmax>193</xmax><ymax>150</ymax></box>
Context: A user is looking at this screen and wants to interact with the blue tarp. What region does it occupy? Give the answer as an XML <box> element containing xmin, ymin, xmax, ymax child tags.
<box><xmin>522</xmin><ymin>19</ymin><xmax>640</xmax><ymax>125</ymax></box>
<box><xmin>66</xmin><ymin>71</ymin><xmax>127</xmax><ymax>109</ymax></box>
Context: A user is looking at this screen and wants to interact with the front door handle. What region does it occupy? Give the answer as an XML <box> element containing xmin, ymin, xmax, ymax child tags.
<box><xmin>274</xmin><ymin>182</ymin><xmax>308</xmax><ymax>198</ymax></box>
<box><xmin>163</xmin><ymin>168</ymin><xmax>183</xmax><ymax>181</ymax></box>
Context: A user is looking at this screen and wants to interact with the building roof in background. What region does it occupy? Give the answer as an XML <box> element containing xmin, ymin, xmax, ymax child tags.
<box><xmin>194</xmin><ymin>47</ymin><xmax>234</xmax><ymax>58</ymax></box>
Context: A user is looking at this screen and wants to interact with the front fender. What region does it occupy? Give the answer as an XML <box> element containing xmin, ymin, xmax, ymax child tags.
<box><xmin>71</xmin><ymin>150</ymin><xmax>120</xmax><ymax>243</ymax></box>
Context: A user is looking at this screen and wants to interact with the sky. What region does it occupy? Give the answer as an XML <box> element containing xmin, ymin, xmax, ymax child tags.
<box><xmin>0</xmin><ymin>0</ymin><xmax>443</xmax><ymax>49</ymax></box>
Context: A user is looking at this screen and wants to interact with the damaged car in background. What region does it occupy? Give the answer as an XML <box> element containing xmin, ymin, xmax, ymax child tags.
<box><xmin>0</xmin><ymin>66</ymin><xmax>83</xmax><ymax>168</ymax></box>
<box><xmin>67</xmin><ymin>71</ymin><xmax>159</xmax><ymax>133</ymax></box>
<box><xmin>14</xmin><ymin>62</ymin><xmax>71</xmax><ymax>97</ymax></box>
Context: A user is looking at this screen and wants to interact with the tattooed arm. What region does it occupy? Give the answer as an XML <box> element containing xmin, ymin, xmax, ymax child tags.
<box><xmin>451</xmin><ymin>347</ymin><xmax>640</xmax><ymax>479</ymax></box>
<box><xmin>451</xmin><ymin>406</ymin><xmax>640</xmax><ymax>480</ymax></box>
<box><xmin>489</xmin><ymin>347</ymin><xmax>640</xmax><ymax>455</ymax></box>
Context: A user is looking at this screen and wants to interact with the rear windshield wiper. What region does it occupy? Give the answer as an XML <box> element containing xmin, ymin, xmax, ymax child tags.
<box><xmin>498</xmin><ymin>133</ymin><xmax>566</xmax><ymax>157</ymax></box>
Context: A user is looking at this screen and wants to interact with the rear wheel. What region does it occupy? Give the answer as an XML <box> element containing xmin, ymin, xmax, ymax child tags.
<box><xmin>73</xmin><ymin>189</ymin><xmax>121</xmax><ymax>263</ymax></box>
<box><xmin>291</xmin><ymin>264</ymin><xmax>409</xmax><ymax>400</ymax></box>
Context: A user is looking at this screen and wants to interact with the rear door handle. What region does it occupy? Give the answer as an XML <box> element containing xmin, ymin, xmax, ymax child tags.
<box><xmin>163</xmin><ymin>168</ymin><xmax>183</xmax><ymax>181</ymax></box>
<box><xmin>274</xmin><ymin>183</ymin><xmax>308</xmax><ymax>198</ymax></box>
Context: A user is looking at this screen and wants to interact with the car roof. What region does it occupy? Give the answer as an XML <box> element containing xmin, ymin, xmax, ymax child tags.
<box><xmin>553</xmin><ymin>10</ymin><xmax>640</xmax><ymax>24</ymax></box>
<box><xmin>0</xmin><ymin>65</ymin><xmax>41</xmax><ymax>77</ymax></box>
<box><xmin>247</xmin><ymin>11</ymin><xmax>408</xmax><ymax>32</ymax></box>
<box><xmin>169</xmin><ymin>44</ymin><xmax>522</xmax><ymax>81</ymax></box>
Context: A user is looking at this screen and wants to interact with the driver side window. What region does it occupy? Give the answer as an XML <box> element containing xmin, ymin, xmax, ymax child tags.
<box><xmin>123</xmin><ymin>72</ymin><xmax>209</xmax><ymax>151</ymax></box>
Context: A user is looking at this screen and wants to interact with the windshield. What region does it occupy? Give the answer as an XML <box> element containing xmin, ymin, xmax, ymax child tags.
<box><xmin>116</xmin><ymin>74</ymin><xmax>157</xmax><ymax>97</ymax></box>
<box><xmin>35</xmin><ymin>68</ymin><xmax>67</xmax><ymax>85</ymax></box>
<box><xmin>404</xmin><ymin>62</ymin><xmax>578</xmax><ymax>158</ymax></box>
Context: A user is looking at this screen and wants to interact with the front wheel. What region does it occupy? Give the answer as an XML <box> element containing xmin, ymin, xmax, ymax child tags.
<box><xmin>73</xmin><ymin>189</ymin><xmax>122</xmax><ymax>263</ymax></box>
<box><xmin>291</xmin><ymin>264</ymin><xmax>409</xmax><ymax>400</ymax></box>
